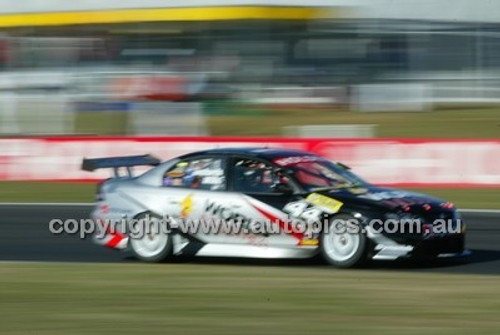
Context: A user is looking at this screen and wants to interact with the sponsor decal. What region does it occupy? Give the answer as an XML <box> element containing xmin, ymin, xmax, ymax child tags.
<box><xmin>347</xmin><ymin>187</ymin><xmax>368</xmax><ymax>195</ymax></box>
<box><xmin>194</xmin><ymin>170</ymin><xmax>224</xmax><ymax>186</ymax></box>
<box><xmin>283</xmin><ymin>200</ymin><xmax>324</xmax><ymax>223</ymax></box>
<box><xmin>100</xmin><ymin>204</ymin><xmax>110</xmax><ymax>214</ymax></box>
<box><xmin>180</xmin><ymin>194</ymin><xmax>193</xmax><ymax>219</ymax></box>
<box><xmin>250</xmin><ymin>203</ymin><xmax>302</xmax><ymax>241</ymax></box>
<box><xmin>306</xmin><ymin>193</ymin><xmax>343</xmax><ymax>214</ymax></box>
<box><xmin>359</xmin><ymin>191</ymin><xmax>412</xmax><ymax>201</ymax></box>
<box><xmin>166</xmin><ymin>171</ymin><xmax>185</xmax><ymax>178</ymax></box>
<box><xmin>204</xmin><ymin>199</ymin><xmax>260</xmax><ymax>235</ymax></box>
<box><xmin>298</xmin><ymin>238</ymin><xmax>319</xmax><ymax>246</ymax></box>
<box><xmin>283</xmin><ymin>194</ymin><xmax>343</xmax><ymax>243</ymax></box>
<box><xmin>274</xmin><ymin>155</ymin><xmax>323</xmax><ymax>166</ymax></box>
<box><xmin>105</xmin><ymin>231</ymin><xmax>126</xmax><ymax>248</ymax></box>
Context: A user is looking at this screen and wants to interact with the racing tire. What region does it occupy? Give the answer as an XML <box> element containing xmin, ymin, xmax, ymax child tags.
<box><xmin>129</xmin><ymin>212</ymin><xmax>173</xmax><ymax>263</ymax></box>
<box><xmin>320</xmin><ymin>214</ymin><xmax>367</xmax><ymax>268</ymax></box>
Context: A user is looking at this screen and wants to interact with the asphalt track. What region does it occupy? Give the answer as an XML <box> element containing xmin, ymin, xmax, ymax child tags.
<box><xmin>0</xmin><ymin>204</ymin><xmax>499</xmax><ymax>275</ymax></box>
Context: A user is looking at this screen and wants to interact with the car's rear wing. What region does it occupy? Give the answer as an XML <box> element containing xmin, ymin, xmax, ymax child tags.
<box><xmin>82</xmin><ymin>154</ymin><xmax>161</xmax><ymax>177</ymax></box>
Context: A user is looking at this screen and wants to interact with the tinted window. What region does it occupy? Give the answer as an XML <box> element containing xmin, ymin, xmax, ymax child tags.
<box><xmin>274</xmin><ymin>155</ymin><xmax>366</xmax><ymax>191</ymax></box>
<box><xmin>163</xmin><ymin>157</ymin><xmax>225</xmax><ymax>191</ymax></box>
<box><xmin>232</xmin><ymin>158</ymin><xmax>291</xmax><ymax>193</ymax></box>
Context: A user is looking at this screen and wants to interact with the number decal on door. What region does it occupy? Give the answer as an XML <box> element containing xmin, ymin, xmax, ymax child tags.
<box><xmin>283</xmin><ymin>193</ymin><xmax>343</xmax><ymax>223</ymax></box>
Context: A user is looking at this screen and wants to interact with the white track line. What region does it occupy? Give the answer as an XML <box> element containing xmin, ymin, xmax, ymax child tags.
<box><xmin>460</xmin><ymin>209</ymin><xmax>500</xmax><ymax>214</ymax></box>
<box><xmin>0</xmin><ymin>202</ymin><xmax>92</xmax><ymax>206</ymax></box>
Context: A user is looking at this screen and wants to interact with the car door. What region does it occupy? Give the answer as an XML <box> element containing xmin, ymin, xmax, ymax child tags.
<box><xmin>157</xmin><ymin>154</ymin><xmax>267</xmax><ymax>247</ymax></box>
<box><xmin>129</xmin><ymin>155</ymin><xmax>231</xmax><ymax>243</ymax></box>
<box><xmin>228</xmin><ymin>156</ymin><xmax>304</xmax><ymax>248</ymax></box>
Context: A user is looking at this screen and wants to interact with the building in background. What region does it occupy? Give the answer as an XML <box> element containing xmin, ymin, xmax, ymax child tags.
<box><xmin>1</xmin><ymin>0</ymin><xmax>500</xmax><ymax>135</ymax></box>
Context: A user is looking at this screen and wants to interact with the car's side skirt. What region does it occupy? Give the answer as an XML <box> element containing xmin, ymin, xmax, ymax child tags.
<box><xmin>177</xmin><ymin>241</ymin><xmax>318</xmax><ymax>259</ymax></box>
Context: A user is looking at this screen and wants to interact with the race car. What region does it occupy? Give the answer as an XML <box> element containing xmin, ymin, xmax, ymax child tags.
<box><xmin>83</xmin><ymin>148</ymin><xmax>468</xmax><ymax>268</ymax></box>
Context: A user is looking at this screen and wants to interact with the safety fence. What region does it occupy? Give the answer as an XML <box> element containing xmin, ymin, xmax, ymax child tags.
<box><xmin>0</xmin><ymin>137</ymin><xmax>498</xmax><ymax>187</ymax></box>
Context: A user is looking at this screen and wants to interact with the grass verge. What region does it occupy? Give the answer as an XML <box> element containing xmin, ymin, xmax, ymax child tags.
<box><xmin>0</xmin><ymin>181</ymin><xmax>96</xmax><ymax>203</ymax></box>
<box><xmin>73</xmin><ymin>105</ymin><xmax>500</xmax><ymax>138</ymax></box>
<box><xmin>207</xmin><ymin>108</ymin><xmax>500</xmax><ymax>137</ymax></box>
<box><xmin>0</xmin><ymin>263</ymin><xmax>499</xmax><ymax>334</ymax></box>
<box><xmin>0</xmin><ymin>181</ymin><xmax>498</xmax><ymax>209</ymax></box>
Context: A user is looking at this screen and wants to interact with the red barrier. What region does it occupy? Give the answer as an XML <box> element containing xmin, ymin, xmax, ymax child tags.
<box><xmin>0</xmin><ymin>137</ymin><xmax>499</xmax><ymax>187</ymax></box>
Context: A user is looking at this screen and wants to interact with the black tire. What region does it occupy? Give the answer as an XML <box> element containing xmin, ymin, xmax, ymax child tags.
<box><xmin>129</xmin><ymin>212</ymin><xmax>173</xmax><ymax>263</ymax></box>
<box><xmin>320</xmin><ymin>214</ymin><xmax>367</xmax><ymax>268</ymax></box>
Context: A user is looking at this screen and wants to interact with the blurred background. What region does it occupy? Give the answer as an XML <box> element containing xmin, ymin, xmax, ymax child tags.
<box><xmin>0</xmin><ymin>0</ymin><xmax>498</xmax><ymax>205</ymax></box>
<box><xmin>0</xmin><ymin>0</ymin><xmax>499</xmax><ymax>137</ymax></box>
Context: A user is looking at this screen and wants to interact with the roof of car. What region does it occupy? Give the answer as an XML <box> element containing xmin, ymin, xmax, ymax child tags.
<box><xmin>178</xmin><ymin>147</ymin><xmax>316</xmax><ymax>160</ymax></box>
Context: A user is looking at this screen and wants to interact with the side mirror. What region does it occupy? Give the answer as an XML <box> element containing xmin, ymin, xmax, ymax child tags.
<box><xmin>272</xmin><ymin>182</ymin><xmax>293</xmax><ymax>194</ymax></box>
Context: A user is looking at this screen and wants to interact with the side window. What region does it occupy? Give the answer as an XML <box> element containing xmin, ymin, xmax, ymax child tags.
<box><xmin>232</xmin><ymin>158</ymin><xmax>291</xmax><ymax>193</ymax></box>
<box><xmin>163</xmin><ymin>157</ymin><xmax>226</xmax><ymax>191</ymax></box>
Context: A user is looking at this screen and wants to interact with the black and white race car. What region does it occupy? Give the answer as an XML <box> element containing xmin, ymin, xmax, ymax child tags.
<box><xmin>83</xmin><ymin>147</ymin><xmax>468</xmax><ymax>268</ymax></box>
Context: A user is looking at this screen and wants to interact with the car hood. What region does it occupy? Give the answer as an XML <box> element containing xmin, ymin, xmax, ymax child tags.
<box><xmin>313</xmin><ymin>185</ymin><xmax>450</xmax><ymax>213</ymax></box>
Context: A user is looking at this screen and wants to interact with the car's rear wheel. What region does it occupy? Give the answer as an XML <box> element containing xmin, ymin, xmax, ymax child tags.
<box><xmin>129</xmin><ymin>213</ymin><xmax>173</xmax><ymax>262</ymax></box>
<box><xmin>321</xmin><ymin>214</ymin><xmax>367</xmax><ymax>268</ymax></box>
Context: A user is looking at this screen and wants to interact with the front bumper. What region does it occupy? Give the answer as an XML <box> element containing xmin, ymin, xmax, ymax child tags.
<box><xmin>371</xmin><ymin>234</ymin><xmax>468</xmax><ymax>261</ymax></box>
<box><xmin>436</xmin><ymin>248</ymin><xmax>471</xmax><ymax>259</ymax></box>
<box><xmin>412</xmin><ymin>234</ymin><xmax>466</xmax><ymax>258</ymax></box>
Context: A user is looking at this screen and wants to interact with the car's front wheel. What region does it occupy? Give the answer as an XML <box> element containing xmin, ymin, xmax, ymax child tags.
<box><xmin>129</xmin><ymin>213</ymin><xmax>173</xmax><ymax>262</ymax></box>
<box><xmin>321</xmin><ymin>214</ymin><xmax>367</xmax><ymax>268</ymax></box>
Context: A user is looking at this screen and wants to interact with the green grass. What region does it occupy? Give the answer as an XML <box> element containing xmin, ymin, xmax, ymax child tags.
<box><xmin>71</xmin><ymin>104</ymin><xmax>500</xmax><ymax>137</ymax></box>
<box><xmin>0</xmin><ymin>181</ymin><xmax>497</xmax><ymax>209</ymax></box>
<box><xmin>0</xmin><ymin>263</ymin><xmax>499</xmax><ymax>334</ymax></box>
<box><xmin>0</xmin><ymin>181</ymin><xmax>96</xmax><ymax>203</ymax></box>
<box><xmin>401</xmin><ymin>188</ymin><xmax>500</xmax><ymax>210</ymax></box>
<box><xmin>74</xmin><ymin>111</ymin><xmax>129</xmax><ymax>135</ymax></box>
<box><xmin>207</xmin><ymin>107</ymin><xmax>500</xmax><ymax>137</ymax></box>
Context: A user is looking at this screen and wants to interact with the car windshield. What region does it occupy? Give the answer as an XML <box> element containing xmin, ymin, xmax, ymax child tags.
<box><xmin>274</xmin><ymin>156</ymin><xmax>367</xmax><ymax>191</ymax></box>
